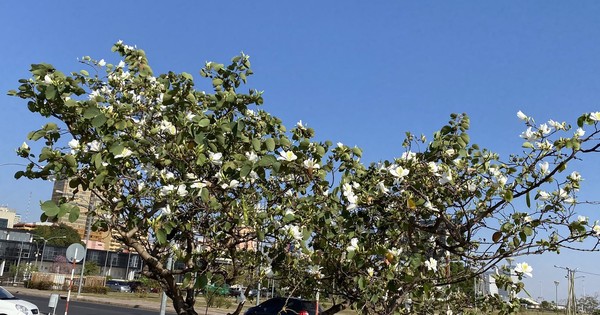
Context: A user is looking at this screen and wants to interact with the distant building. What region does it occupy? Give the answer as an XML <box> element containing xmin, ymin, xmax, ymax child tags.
<box><xmin>0</xmin><ymin>206</ymin><xmax>19</xmax><ymax>228</ymax></box>
<box><xmin>51</xmin><ymin>180</ymin><xmax>116</xmax><ymax>251</ymax></box>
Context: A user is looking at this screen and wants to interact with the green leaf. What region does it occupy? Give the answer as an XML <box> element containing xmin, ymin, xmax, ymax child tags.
<box><xmin>240</xmin><ymin>164</ymin><xmax>252</xmax><ymax>178</ymax></box>
<box><xmin>265</xmin><ymin>138</ymin><xmax>275</xmax><ymax>151</ymax></box>
<box><xmin>45</xmin><ymin>85</ymin><xmax>56</xmax><ymax>99</ymax></box>
<box><xmin>200</xmin><ymin>188</ymin><xmax>209</xmax><ymax>201</ymax></box>
<box><xmin>41</xmin><ymin>200</ymin><xmax>61</xmax><ymax>217</ymax></box>
<box><xmin>64</xmin><ymin>154</ymin><xmax>77</xmax><ymax>168</ymax></box>
<box><xmin>258</xmin><ymin>155</ymin><xmax>276</xmax><ymax>167</ymax></box>
<box><xmin>109</xmin><ymin>144</ymin><xmax>125</xmax><ymax>156</ymax></box>
<box><xmin>358</xmin><ymin>276</ymin><xmax>365</xmax><ymax>290</ymax></box>
<box><xmin>80</xmin><ymin>70</ymin><xmax>89</xmax><ymax>76</ymax></box>
<box><xmin>252</xmin><ymin>138</ymin><xmax>261</xmax><ymax>152</ymax></box>
<box><xmin>156</xmin><ymin>229</ymin><xmax>167</xmax><ymax>245</ymax></box>
<box><xmin>526</xmin><ymin>191</ymin><xmax>531</xmax><ymax>208</ymax></box>
<box><xmin>503</xmin><ymin>190</ymin><xmax>513</xmax><ymax>202</ymax></box>
<box><xmin>198</xmin><ymin>118</ymin><xmax>210</xmax><ymax>127</ymax></box>
<box><xmin>83</xmin><ymin>107</ymin><xmax>101</xmax><ymax>119</ymax></box>
<box><xmin>68</xmin><ymin>205</ymin><xmax>81</xmax><ymax>223</ymax></box>
<box><xmin>92</xmin><ymin>114</ymin><xmax>107</xmax><ymax>128</ymax></box>
<box><xmin>182</xmin><ymin>72</ymin><xmax>193</xmax><ymax>81</ymax></box>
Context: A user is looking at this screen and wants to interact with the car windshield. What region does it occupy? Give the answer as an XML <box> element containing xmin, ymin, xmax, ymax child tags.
<box><xmin>0</xmin><ymin>287</ymin><xmax>16</xmax><ymax>299</ymax></box>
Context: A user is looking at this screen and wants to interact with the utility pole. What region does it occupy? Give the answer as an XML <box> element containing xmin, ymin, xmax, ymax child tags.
<box><xmin>555</xmin><ymin>265</ymin><xmax>577</xmax><ymax>315</ymax></box>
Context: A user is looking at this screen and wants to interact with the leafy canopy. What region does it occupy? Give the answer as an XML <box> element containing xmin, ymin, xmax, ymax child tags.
<box><xmin>9</xmin><ymin>42</ymin><xmax>600</xmax><ymax>315</ymax></box>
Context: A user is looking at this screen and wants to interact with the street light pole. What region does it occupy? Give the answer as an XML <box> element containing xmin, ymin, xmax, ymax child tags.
<box><xmin>38</xmin><ymin>236</ymin><xmax>67</xmax><ymax>271</ymax></box>
<box><xmin>77</xmin><ymin>210</ymin><xmax>93</xmax><ymax>297</ymax></box>
<box><xmin>554</xmin><ymin>281</ymin><xmax>559</xmax><ymax>309</ymax></box>
<box><xmin>13</xmin><ymin>234</ymin><xmax>32</xmax><ymax>284</ymax></box>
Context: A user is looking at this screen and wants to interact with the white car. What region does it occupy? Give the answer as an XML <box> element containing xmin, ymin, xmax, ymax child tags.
<box><xmin>0</xmin><ymin>286</ymin><xmax>39</xmax><ymax>315</ymax></box>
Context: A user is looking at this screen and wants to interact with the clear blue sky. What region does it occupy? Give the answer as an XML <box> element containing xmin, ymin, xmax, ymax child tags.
<box><xmin>1</xmin><ymin>1</ymin><xmax>600</xmax><ymax>302</ymax></box>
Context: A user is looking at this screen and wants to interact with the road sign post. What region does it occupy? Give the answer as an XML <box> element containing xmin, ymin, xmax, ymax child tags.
<box><xmin>64</xmin><ymin>244</ymin><xmax>84</xmax><ymax>315</ymax></box>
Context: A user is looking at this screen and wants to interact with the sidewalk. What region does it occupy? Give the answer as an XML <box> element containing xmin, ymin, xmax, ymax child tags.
<box><xmin>9</xmin><ymin>287</ymin><xmax>236</xmax><ymax>315</ymax></box>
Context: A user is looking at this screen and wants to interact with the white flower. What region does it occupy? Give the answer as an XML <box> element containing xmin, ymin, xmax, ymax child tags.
<box><xmin>186</xmin><ymin>173</ymin><xmax>198</xmax><ymax>180</ymax></box>
<box><xmin>514</xmin><ymin>262</ymin><xmax>533</xmax><ymax>278</ymax></box>
<box><xmin>303</xmin><ymin>158</ymin><xmax>320</xmax><ymax>169</ymax></box>
<box><xmin>575</xmin><ymin>128</ymin><xmax>585</xmax><ymax>137</ymax></box>
<box><xmin>439</xmin><ymin>170</ymin><xmax>452</xmax><ymax>185</ymax></box>
<box><xmin>367</xmin><ymin>267</ymin><xmax>374</xmax><ymax>277</ymax></box>
<box><xmin>160</xmin><ymin>184</ymin><xmax>175</xmax><ymax>196</ymax></box>
<box><xmin>191</xmin><ymin>181</ymin><xmax>207</xmax><ymax>189</ymax></box>
<box><xmin>68</xmin><ymin>139</ymin><xmax>79</xmax><ymax>149</ymax></box>
<box><xmin>87</xmin><ymin>140</ymin><xmax>101</xmax><ymax>152</ymax></box>
<box><xmin>263</xmin><ymin>265</ymin><xmax>274</xmax><ymax>278</ymax></box>
<box><xmin>557</xmin><ymin>189</ymin><xmax>569</xmax><ymax>199</ymax></box>
<box><xmin>176</xmin><ymin>184</ymin><xmax>188</xmax><ymax>197</ymax></box>
<box><xmin>20</xmin><ymin>142</ymin><xmax>29</xmax><ymax>150</ymax></box>
<box><xmin>538</xmin><ymin>161</ymin><xmax>549</xmax><ymax>175</ymax></box>
<box><xmin>401</xmin><ymin>151</ymin><xmax>416</xmax><ymax>161</ymax></box>
<box><xmin>306</xmin><ymin>265</ymin><xmax>323</xmax><ymax>278</ymax></box>
<box><xmin>117</xmin><ymin>60</ymin><xmax>126</xmax><ymax>68</ymax></box>
<box><xmin>578</xmin><ymin>215</ymin><xmax>588</xmax><ymax>223</ymax></box>
<box><xmin>337</xmin><ymin>142</ymin><xmax>344</xmax><ymax>148</ymax></box>
<box><xmin>115</xmin><ymin>147</ymin><xmax>132</xmax><ymax>159</ymax></box>
<box><xmin>221</xmin><ymin>180</ymin><xmax>240</xmax><ymax>189</ymax></box>
<box><xmin>428</xmin><ymin>162</ymin><xmax>439</xmax><ymax>174</ymax></box>
<box><xmin>245</xmin><ymin>151</ymin><xmax>259</xmax><ymax>163</ymax></box>
<box><xmin>593</xmin><ymin>225</ymin><xmax>600</xmax><ymax>236</ymax></box>
<box><xmin>376</xmin><ymin>181</ymin><xmax>389</xmax><ymax>194</ymax></box>
<box><xmin>590</xmin><ymin>112</ymin><xmax>600</xmax><ymax>121</ymax></box>
<box><xmin>44</xmin><ymin>75</ymin><xmax>53</xmax><ymax>84</ymax></box>
<box><xmin>536</xmin><ymin>140</ymin><xmax>554</xmax><ymax>151</ymax></box>
<box><xmin>517</xmin><ymin>111</ymin><xmax>528</xmax><ymax>121</ymax></box>
<box><xmin>296</xmin><ymin>120</ymin><xmax>305</xmax><ymax>129</ymax></box>
<box><xmin>424</xmin><ymin>200</ymin><xmax>438</xmax><ymax>212</ymax></box>
<box><xmin>524</xmin><ymin>216</ymin><xmax>532</xmax><ymax>223</ymax></box>
<box><xmin>520</xmin><ymin>127</ymin><xmax>538</xmax><ymax>141</ymax></box>
<box><xmin>346</xmin><ymin>238</ymin><xmax>359</xmax><ymax>252</ymax></box>
<box><xmin>160</xmin><ymin>205</ymin><xmax>172</xmax><ymax>215</ymax></box>
<box><xmin>389</xmin><ymin>165</ymin><xmax>409</xmax><ymax>178</ymax></box>
<box><xmin>425</xmin><ymin>257</ymin><xmax>437</xmax><ymax>271</ymax></box>
<box><xmin>569</xmin><ymin>171</ymin><xmax>581</xmax><ymax>182</ymax></box>
<box><xmin>346</xmin><ymin>193</ymin><xmax>358</xmax><ymax>205</ymax></box>
<box><xmin>277</xmin><ymin>150</ymin><xmax>297</xmax><ymax>162</ymax></box>
<box><xmin>161</xmin><ymin>169</ymin><xmax>175</xmax><ymax>180</ymax></box>
<box><xmin>539</xmin><ymin>123</ymin><xmax>551</xmax><ymax>135</ymax></box>
<box><xmin>538</xmin><ymin>191</ymin><xmax>551</xmax><ymax>200</ymax></box>
<box><xmin>284</xmin><ymin>209</ymin><xmax>295</xmax><ymax>216</ymax></box>
<box><xmin>160</xmin><ymin>120</ymin><xmax>176</xmax><ymax>135</ymax></box>
<box><xmin>98</xmin><ymin>59</ymin><xmax>106</xmax><ymax>67</ymax></box>
<box><xmin>283</xmin><ymin>225</ymin><xmax>303</xmax><ymax>241</ymax></box>
<box><xmin>208</xmin><ymin>152</ymin><xmax>223</xmax><ymax>165</ymax></box>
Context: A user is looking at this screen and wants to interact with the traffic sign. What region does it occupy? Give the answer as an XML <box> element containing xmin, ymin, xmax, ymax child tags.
<box><xmin>65</xmin><ymin>243</ymin><xmax>85</xmax><ymax>263</ymax></box>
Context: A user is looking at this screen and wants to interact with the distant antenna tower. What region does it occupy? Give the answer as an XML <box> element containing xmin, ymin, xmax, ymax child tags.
<box><xmin>25</xmin><ymin>191</ymin><xmax>31</xmax><ymax>222</ymax></box>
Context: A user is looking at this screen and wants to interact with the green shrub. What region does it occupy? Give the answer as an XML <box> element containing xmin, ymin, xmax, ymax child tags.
<box><xmin>82</xmin><ymin>286</ymin><xmax>108</xmax><ymax>294</ymax></box>
<box><xmin>28</xmin><ymin>280</ymin><xmax>55</xmax><ymax>290</ymax></box>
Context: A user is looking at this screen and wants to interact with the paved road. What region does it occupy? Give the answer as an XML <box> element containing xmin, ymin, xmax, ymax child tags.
<box><xmin>14</xmin><ymin>293</ymin><xmax>178</xmax><ymax>315</ymax></box>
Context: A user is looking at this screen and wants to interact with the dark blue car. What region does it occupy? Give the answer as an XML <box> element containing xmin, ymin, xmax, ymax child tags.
<box><xmin>244</xmin><ymin>297</ymin><xmax>322</xmax><ymax>315</ymax></box>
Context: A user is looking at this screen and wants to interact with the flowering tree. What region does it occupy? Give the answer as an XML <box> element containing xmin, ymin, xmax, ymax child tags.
<box><xmin>9</xmin><ymin>43</ymin><xmax>600</xmax><ymax>315</ymax></box>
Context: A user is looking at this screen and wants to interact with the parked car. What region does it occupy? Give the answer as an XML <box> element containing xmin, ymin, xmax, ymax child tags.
<box><xmin>106</xmin><ymin>280</ymin><xmax>132</xmax><ymax>293</ymax></box>
<box><xmin>244</xmin><ymin>297</ymin><xmax>322</xmax><ymax>315</ymax></box>
<box><xmin>0</xmin><ymin>286</ymin><xmax>40</xmax><ymax>315</ymax></box>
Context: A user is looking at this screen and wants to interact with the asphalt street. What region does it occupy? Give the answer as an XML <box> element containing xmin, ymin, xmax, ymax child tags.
<box><xmin>14</xmin><ymin>293</ymin><xmax>178</xmax><ymax>315</ymax></box>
